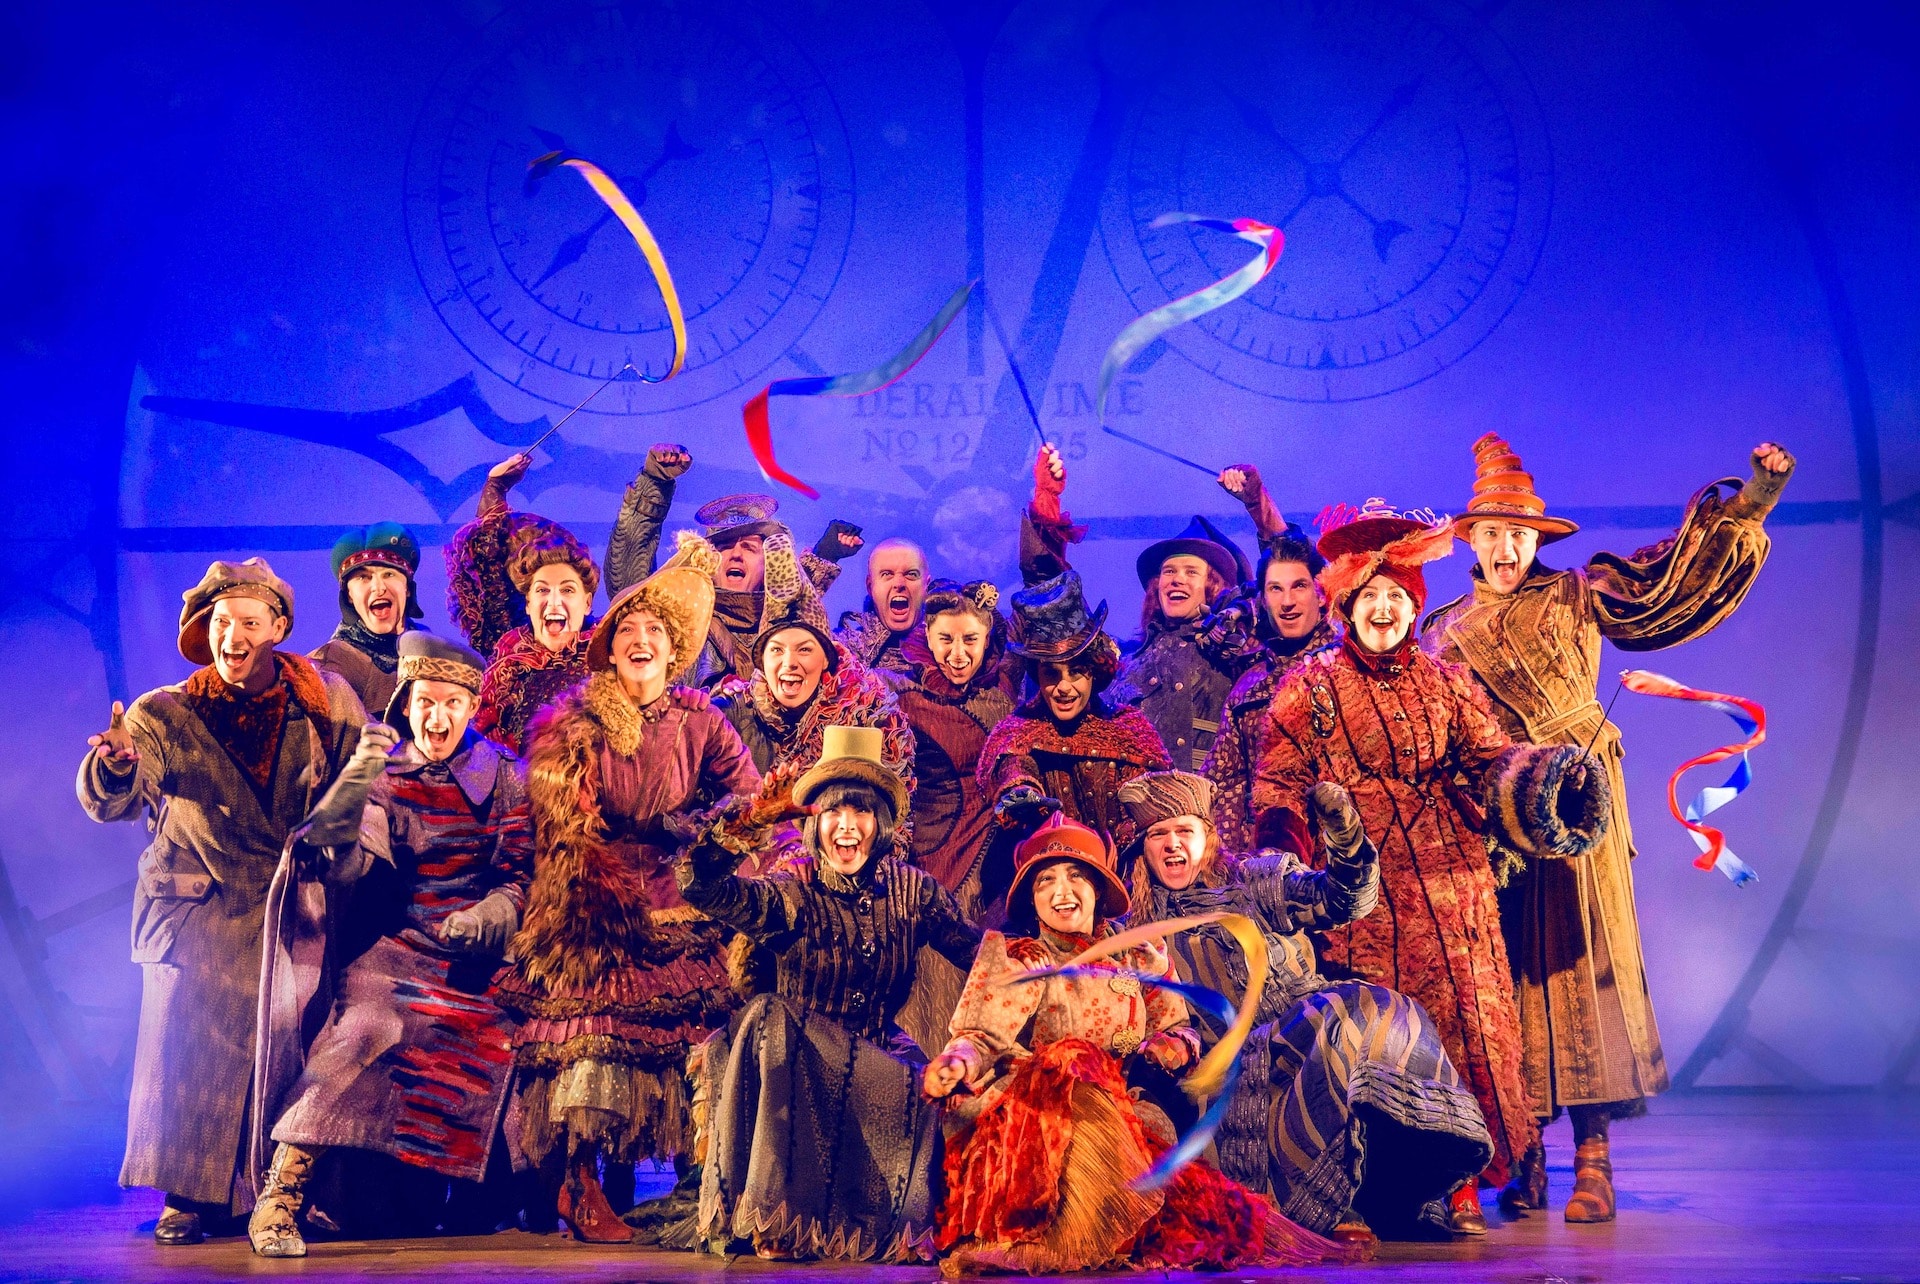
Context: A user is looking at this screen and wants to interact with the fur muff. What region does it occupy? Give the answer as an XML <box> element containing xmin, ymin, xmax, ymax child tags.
<box><xmin>1485</xmin><ymin>743</ymin><xmax>1612</xmax><ymax>860</ymax></box>
<box><xmin>510</xmin><ymin>671</ymin><xmax>654</xmax><ymax>991</ymax></box>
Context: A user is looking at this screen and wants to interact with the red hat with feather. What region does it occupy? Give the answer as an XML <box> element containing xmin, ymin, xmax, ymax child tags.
<box><xmin>1314</xmin><ymin>498</ymin><xmax>1455</xmax><ymax>617</ymax></box>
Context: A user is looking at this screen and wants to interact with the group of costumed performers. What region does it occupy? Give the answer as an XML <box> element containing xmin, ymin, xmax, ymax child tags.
<box><xmin>74</xmin><ymin>415</ymin><xmax>1793</xmax><ymax>1263</ymax></box>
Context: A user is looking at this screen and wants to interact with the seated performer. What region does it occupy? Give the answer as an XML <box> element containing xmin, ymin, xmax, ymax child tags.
<box><xmin>680</xmin><ymin>727</ymin><xmax>980</xmax><ymax>1262</ymax></box>
<box><xmin>310</xmin><ymin>522</ymin><xmax>426</xmax><ymax>716</ymax></box>
<box><xmin>249</xmin><ymin>632</ymin><xmax>532</xmax><ymax>1258</ymax></box>
<box><xmin>836</xmin><ymin>537</ymin><xmax>931</xmax><ymax>677</ymax></box>
<box><xmin>975</xmin><ymin>565</ymin><xmax>1169</xmax><ymax>908</ymax></box>
<box><xmin>1253</xmin><ymin>501</ymin><xmax>1612</xmax><ymax>1233</ymax></box>
<box><xmin>924</xmin><ymin>813</ymin><xmax>1356</xmax><ymax>1274</ymax></box>
<box><xmin>1121</xmin><ymin>771</ymin><xmax>1494</xmax><ymax>1243</ymax></box>
<box><xmin>711</xmin><ymin>528</ymin><xmax>915</xmax><ymax>790</ymax></box>
<box><xmin>76</xmin><ymin>559</ymin><xmax>365</xmax><ymax>1245</ymax></box>
<box><xmin>1204</xmin><ymin>523</ymin><xmax>1335</xmax><ymax>854</ymax></box>
<box><xmin>602</xmin><ymin>441</ymin><xmax>863</xmax><ymax>687</ymax></box>
<box><xmin>445</xmin><ymin>453</ymin><xmax>601</xmax><ymax>751</ymax></box>
<box><xmin>493</xmin><ymin>534</ymin><xmax>760</xmax><ymax>1243</ymax></box>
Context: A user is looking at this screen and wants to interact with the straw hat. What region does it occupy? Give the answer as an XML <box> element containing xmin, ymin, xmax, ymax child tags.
<box><xmin>586</xmin><ymin>531</ymin><xmax>719</xmax><ymax>680</ymax></box>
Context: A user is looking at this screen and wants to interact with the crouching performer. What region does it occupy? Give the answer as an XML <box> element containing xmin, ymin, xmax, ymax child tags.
<box><xmin>249</xmin><ymin>632</ymin><xmax>533</xmax><ymax>1257</ymax></box>
<box><xmin>1121</xmin><ymin>771</ymin><xmax>1493</xmax><ymax>1243</ymax></box>
<box><xmin>77</xmin><ymin>559</ymin><xmax>365</xmax><ymax>1245</ymax></box>
<box><xmin>924</xmin><ymin>813</ymin><xmax>1357</xmax><ymax>1275</ymax></box>
<box><xmin>680</xmin><ymin>727</ymin><xmax>980</xmax><ymax>1262</ymax></box>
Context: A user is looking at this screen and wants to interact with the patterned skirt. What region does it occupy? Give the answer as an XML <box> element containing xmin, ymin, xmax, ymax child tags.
<box><xmin>937</xmin><ymin>1038</ymin><xmax>1359</xmax><ymax>1273</ymax></box>
<box><xmin>1264</xmin><ymin>982</ymin><xmax>1494</xmax><ymax>1235</ymax></box>
<box><xmin>697</xmin><ymin>994</ymin><xmax>939</xmax><ymax>1262</ymax></box>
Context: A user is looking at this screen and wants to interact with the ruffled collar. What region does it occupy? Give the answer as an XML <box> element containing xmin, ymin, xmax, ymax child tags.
<box><xmin>1342</xmin><ymin>630</ymin><xmax>1420</xmax><ymax>676</ymax></box>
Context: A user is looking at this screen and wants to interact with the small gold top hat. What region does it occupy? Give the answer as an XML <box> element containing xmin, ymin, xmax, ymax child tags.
<box><xmin>793</xmin><ymin>725</ymin><xmax>909</xmax><ymax>820</ymax></box>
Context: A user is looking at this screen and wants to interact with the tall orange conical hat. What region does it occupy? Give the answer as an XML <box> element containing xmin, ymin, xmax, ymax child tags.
<box><xmin>1451</xmin><ymin>433</ymin><xmax>1579</xmax><ymax>543</ymax></box>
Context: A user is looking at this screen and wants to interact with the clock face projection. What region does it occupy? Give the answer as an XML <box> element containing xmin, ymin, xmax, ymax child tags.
<box><xmin>1100</xmin><ymin>0</ymin><xmax>1551</xmax><ymax>403</ymax></box>
<box><xmin>405</xmin><ymin>0</ymin><xmax>854</xmax><ymax>413</ymax></box>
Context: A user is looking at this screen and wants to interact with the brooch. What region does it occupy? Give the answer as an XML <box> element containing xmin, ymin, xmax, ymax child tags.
<box><xmin>1108</xmin><ymin>973</ymin><xmax>1142</xmax><ymax>998</ymax></box>
<box><xmin>1111</xmin><ymin>1027</ymin><xmax>1143</xmax><ymax>1057</ymax></box>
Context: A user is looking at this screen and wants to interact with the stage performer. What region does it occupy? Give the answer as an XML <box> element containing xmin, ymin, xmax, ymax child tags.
<box><xmin>1423</xmin><ymin>435</ymin><xmax>1796</xmax><ymax>1221</ymax></box>
<box><xmin>309</xmin><ymin>522</ymin><xmax>426</xmax><ymax>716</ymax></box>
<box><xmin>445</xmin><ymin>452</ymin><xmax>601</xmax><ymax>751</ymax></box>
<box><xmin>1204</xmin><ymin>523</ymin><xmax>1337</xmax><ymax>854</ymax></box>
<box><xmin>76</xmin><ymin>558</ymin><xmax>365</xmax><ymax>1245</ymax></box>
<box><xmin>681</xmin><ymin>727</ymin><xmax>980</xmax><ymax>1262</ymax></box>
<box><xmin>249</xmin><ymin>632</ymin><xmax>532</xmax><ymax>1258</ymax></box>
<box><xmin>601</xmin><ymin>442</ymin><xmax>863</xmax><ymax>687</ymax></box>
<box><xmin>924</xmin><ymin>812</ymin><xmax>1356</xmax><ymax>1274</ymax></box>
<box><xmin>1253</xmin><ymin>502</ymin><xmax>1611</xmax><ymax>1233</ymax></box>
<box><xmin>710</xmin><ymin>529</ymin><xmax>915</xmax><ymax>791</ymax></box>
<box><xmin>835</xmin><ymin>537</ymin><xmax>931</xmax><ymax>677</ymax></box>
<box><xmin>974</xmin><ymin>564</ymin><xmax>1169</xmax><ymax>910</ymax></box>
<box><xmin>1121</xmin><ymin>771</ymin><xmax>1494</xmax><ymax>1243</ymax></box>
<box><xmin>493</xmin><ymin>534</ymin><xmax>760</xmax><ymax>1243</ymax></box>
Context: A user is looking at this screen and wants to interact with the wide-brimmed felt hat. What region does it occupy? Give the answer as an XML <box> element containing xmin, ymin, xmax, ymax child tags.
<box><xmin>1008</xmin><ymin>812</ymin><xmax>1131</xmax><ymax>922</ymax></box>
<box><xmin>1451</xmin><ymin>433</ymin><xmax>1579</xmax><ymax>545</ymax></box>
<box><xmin>696</xmin><ymin>493</ymin><xmax>785</xmax><ymax>550</ymax></box>
<box><xmin>1005</xmin><ymin>569</ymin><xmax>1110</xmax><ymax>663</ymax></box>
<box><xmin>383</xmin><ymin>631</ymin><xmax>485</xmax><ymax>726</ymax></box>
<box><xmin>794</xmin><ymin>724</ymin><xmax>909</xmax><ymax>822</ymax></box>
<box><xmin>1135</xmin><ymin>515</ymin><xmax>1249</xmax><ymax>588</ymax></box>
<box><xmin>178</xmin><ymin>558</ymin><xmax>295</xmax><ymax>665</ymax></box>
<box><xmin>587</xmin><ymin>531</ymin><xmax>719</xmax><ymax>680</ymax></box>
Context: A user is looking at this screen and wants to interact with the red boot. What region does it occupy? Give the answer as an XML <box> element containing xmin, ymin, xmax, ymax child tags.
<box><xmin>557</xmin><ymin>1154</ymin><xmax>633</xmax><ymax>1244</ymax></box>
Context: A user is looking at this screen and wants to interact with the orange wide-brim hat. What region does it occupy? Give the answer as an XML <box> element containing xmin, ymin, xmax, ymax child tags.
<box><xmin>1007</xmin><ymin>812</ymin><xmax>1131</xmax><ymax>922</ymax></box>
<box><xmin>1450</xmin><ymin>432</ymin><xmax>1579</xmax><ymax>544</ymax></box>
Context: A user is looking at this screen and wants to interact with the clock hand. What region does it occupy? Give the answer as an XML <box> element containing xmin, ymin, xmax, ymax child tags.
<box><xmin>1221</xmin><ymin>88</ymin><xmax>1311</xmax><ymax>168</ymax></box>
<box><xmin>532</xmin><ymin>209</ymin><xmax>616</xmax><ymax>289</ymax></box>
<box><xmin>1336</xmin><ymin>77</ymin><xmax>1422</xmax><ymax>165</ymax></box>
<box><xmin>1330</xmin><ymin>188</ymin><xmax>1411</xmax><ymax>262</ymax></box>
<box><xmin>529</xmin><ymin>123</ymin><xmax>701</xmax><ymax>290</ymax></box>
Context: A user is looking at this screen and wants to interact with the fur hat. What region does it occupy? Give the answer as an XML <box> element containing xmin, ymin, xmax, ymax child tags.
<box><xmin>793</xmin><ymin>724</ymin><xmax>909</xmax><ymax>822</ymax></box>
<box><xmin>506</xmin><ymin>514</ymin><xmax>600</xmax><ymax>600</ymax></box>
<box><xmin>178</xmin><ymin>558</ymin><xmax>294</xmax><ymax>664</ymax></box>
<box><xmin>1314</xmin><ymin>499</ymin><xmax>1455</xmax><ymax>617</ymax></box>
<box><xmin>382</xmin><ymin>631</ymin><xmax>485</xmax><ymax>726</ymax></box>
<box><xmin>1007</xmin><ymin>812</ymin><xmax>1131</xmax><ymax>924</ymax></box>
<box><xmin>1452</xmin><ymin>433</ymin><xmax>1579</xmax><ymax>545</ymax></box>
<box><xmin>587</xmin><ymin>531</ymin><xmax>719</xmax><ymax>679</ymax></box>
<box><xmin>1136</xmin><ymin>514</ymin><xmax>1249</xmax><ymax>588</ymax></box>
<box><xmin>753</xmin><ymin>528</ymin><xmax>840</xmax><ymax>673</ymax></box>
<box><xmin>1117</xmin><ymin>771</ymin><xmax>1215</xmax><ymax>834</ymax></box>
<box><xmin>331</xmin><ymin>522</ymin><xmax>425</xmax><ymax>623</ymax></box>
<box><xmin>696</xmin><ymin>493</ymin><xmax>784</xmax><ymax>550</ymax></box>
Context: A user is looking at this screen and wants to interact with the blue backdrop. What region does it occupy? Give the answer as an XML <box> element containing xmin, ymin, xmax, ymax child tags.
<box><xmin>0</xmin><ymin>0</ymin><xmax>1914</xmax><ymax>1119</ymax></box>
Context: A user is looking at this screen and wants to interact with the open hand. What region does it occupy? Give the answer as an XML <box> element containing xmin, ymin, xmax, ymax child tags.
<box><xmin>923</xmin><ymin>1052</ymin><xmax>969</xmax><ymax>1099</ymax></box>
<box><xmin>646</xmin><ymin>443</ymin><xmax>692</xmax><ymax>480</ymax></box>
<box><xmin>87</xmin><ymin>701</ymin><xmax>139</xmax><ymax>772</ymax></box>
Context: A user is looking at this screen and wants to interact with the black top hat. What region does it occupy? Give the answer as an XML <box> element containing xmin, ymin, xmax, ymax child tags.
<box><xmin>1006</xmin><ymin>569</ymin><xmax>1110</xmax><ymax>663</ymax></box>
<box><xmin>1136</xmin><ymin>515</ymin><xmax>1249</xmax><ymax>588</ymax></box>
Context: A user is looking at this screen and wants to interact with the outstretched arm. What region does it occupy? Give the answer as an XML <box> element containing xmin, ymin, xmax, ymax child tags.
<box><xmin>605</xmin><ymin>444</ymin><xmax>690</xmax><ymax>596</ymax></box>
<box><xmin>1021</xmin><ymin>443</ymin><xmax>1084</xmax><ymax>584</ymax></box>
<box><xmin>446</xmin><ymin>453</ymin><xmax>530</xmax><ymax>658</ymax></box>
<box><xmin>1217</xmin><ymin>462</ymin><xmax>1289</xmax><ymax>552</ymax></box>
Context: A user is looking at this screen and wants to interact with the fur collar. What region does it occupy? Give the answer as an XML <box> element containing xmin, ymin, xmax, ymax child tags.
<box><xmin>981</xmin><ymin>703</ymin><xmax>1168</xmax><ymax>769</ymax></box>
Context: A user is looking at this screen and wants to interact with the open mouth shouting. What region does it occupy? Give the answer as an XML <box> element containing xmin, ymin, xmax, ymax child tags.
<box><xmin>773</xmin><ymin>669</ymin><xmax>810</xmax><ymax>702</ymax></box>
<box><xmin>539</xmin><ymin>608</ymin><xmax>573</xmax><ymax>642</ymax></box>
<box><xmin>363</xmin><ymin>592</ymin><xmax>397</xmax><ymax>628</ymax></box>
<box><xmin>882</xmin><ymin>589</ymin><xmax>915</xmax><ymax>628</ymax></box>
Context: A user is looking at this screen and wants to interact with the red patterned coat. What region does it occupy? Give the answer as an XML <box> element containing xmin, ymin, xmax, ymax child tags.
<box><xmin>975</xmin><ymin>700</ymin><xmax>1171</xmax><ymax>854</ymax></box>
<box><xmin>1252</xmin><ymin>637</ymin><xmax>1536</xmax><ymax>1184</ymax></box>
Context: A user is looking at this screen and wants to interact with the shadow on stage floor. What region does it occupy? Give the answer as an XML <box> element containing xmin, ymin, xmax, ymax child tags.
<box><xmin>0</xmin><ymin>1091</ymin><xmax>1915</xmax><ymax>1282</ymax></box>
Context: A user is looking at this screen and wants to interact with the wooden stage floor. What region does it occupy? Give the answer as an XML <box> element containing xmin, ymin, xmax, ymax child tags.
<box><xmin>0</xmin><ymin>1091</ymin><xmax>1914</xmax><ymax>1282</ymax></box>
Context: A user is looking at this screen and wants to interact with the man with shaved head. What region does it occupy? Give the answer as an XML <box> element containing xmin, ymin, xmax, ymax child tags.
<box><xmin>836</xmin><ymin>536</ymin><xmax>931</xmax><ymax>679</ymax></box>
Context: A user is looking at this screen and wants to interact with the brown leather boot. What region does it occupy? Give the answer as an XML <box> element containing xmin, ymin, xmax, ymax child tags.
<box><xmin>1564</xmin><ymin>1139</ymin><xmax>1616</xmax><ymax>1223</ymax></box>
<box><xmin>1499</xmin><ymin>1141</ymin><xmax>1548</xmax><ymax>1213</ymax></box>
<box><xmin>557</xmin><ymin>1155</ymin><xmax>634</xmax><ymax>1244</ymax></box>
<box><xmin>1447</xmin><ymin>1182</ymin><xmax>1488</xmax><ymax>1236</ymax></box>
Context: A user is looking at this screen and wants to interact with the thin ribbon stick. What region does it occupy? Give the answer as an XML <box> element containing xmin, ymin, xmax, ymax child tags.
<box><xmin>1621</xmin><ymin>668</ymin><xmax>1767</xmax><ymax>885</ymax></box>
<box><xmin>1096</xmin><ymin>214</ymin><xmax>1284</xmax><ymax>422</ymax></box>
<box><xmin>527</xmin><ymin>152</ymin><xmax>688</xmax><ymax>382</ymax></box>
<box><xmin>1011</xmin><ymin>911</ymin><xmax>1269</xmax><ymax>1190</ymax></box>
<box><xmin>743</xmin><ymin>281</ymin><xmax>974</xmax><ymax>499</ymax></box>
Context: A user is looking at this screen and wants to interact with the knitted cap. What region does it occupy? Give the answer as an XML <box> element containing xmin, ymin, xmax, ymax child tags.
<box><xmin>1117</xmin><ymin>771</ymin><xmax>1216</xmax><ymax>832</ymax></box>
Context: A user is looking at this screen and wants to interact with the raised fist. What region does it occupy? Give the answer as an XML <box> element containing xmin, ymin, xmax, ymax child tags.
<box><xmin>814</xmin><ymin>519</ymin><xmax>865</xmax><ymax>563</ymax></box>
<box><xmin>1033</xmin><ymin>443</ymin><xmax>1067</xmax><ymax>521</ymax></box>
<box><xmin>1752</xmin><ymin>442</ymin><xmax>1795</xmax><ymax>479</ymax></box>
<box><xmin>645</xmin><ymin>443</ymin><xmax>692</xmax><ymax>481</ymax></box>
<box><xmin>1217</xmin><ymin>463</ymin><xmax>1264</xmax><ymax>505</ymax></box>
<box><xmin>487</xmin><ymin>452</ymin><xmax>533</xmax><ymax>488</ymax></box>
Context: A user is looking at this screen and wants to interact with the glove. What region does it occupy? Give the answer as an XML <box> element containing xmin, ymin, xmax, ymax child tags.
<box><xmin>1195</xmin><ymin>590</ymin><xmax>1255</xmax><ymax>655</ymax></box>
<box><xmin>439</xmin><ymin>890</ymin><xmax>519</xmax><ymax>955</ymax></box>
<box><xmin>304</xmin><ymin>723</ymin><xmax>402</xmax><ymax>845</ymax></box>
<box><xmin>479</xmin><ymin>453</ymin><xmax>531</xmax><ymax>516</ymax></box>
<box><xmin>813</xmin><ymin>519</ymin><xmax>865</xmax><ymax>563</ymax></box>
<box><xmin>1727</xmin><ymin>441</ymin><xmax>1795</xmax><ymax>521</ymax></box>
<box><xmin>1309</xmin><ymin>781</ymin><xmax>1365</xmax><ymax>859</ymax></box>
<box><xmin>995</xmin><ymin>787</ymin><xmax>1062</xmax><ymax>830</ymax></box>
<box><xmin>1032</xmin><ymin>443</ymin><xmax>1067</xmax><ymax>523</ymax></box>
<box><xmin>1216</xmin><ymin>462</ymin><xmax>1264</xmax><ymax>506</ymax></box>
<box><xmin>644</xmin><ymin>443</ymin><xmax>692</xmax><ymax>482</ymax></box>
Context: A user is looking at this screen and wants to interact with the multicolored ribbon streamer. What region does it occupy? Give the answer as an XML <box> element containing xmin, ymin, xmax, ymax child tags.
<box><xmin>742</xmin><ymin>282</ymin><xmax>973</xmax><ymax>499</ymax></box>
<box><xmin>526</xmin><ymin>152</ymin><xmax>687</xmax><ymax>382</ymax></box>
<box><xmin>1011</xmin><ymin>911</ymin><xmax>1267</xmax><ymax>1191</ymax></box>
<box><xmin>1095</xmin><ymin>214</ymin><xmax>1284</xmax><ymax>423</ymax></box>
<box><xmin>1621</xmin><ymin>668</ymin><xmax>1767</xmax><ymax>885</ymax></box>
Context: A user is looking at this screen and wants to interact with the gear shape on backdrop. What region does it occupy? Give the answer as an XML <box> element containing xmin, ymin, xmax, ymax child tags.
<box><xmin>405</xmin><ymin>0</ymin><xmax>855</xmax><ymax>414</ymax></box>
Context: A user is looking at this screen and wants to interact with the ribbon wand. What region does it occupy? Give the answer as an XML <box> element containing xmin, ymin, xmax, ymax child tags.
<box><xmin>1101</xmin><ymin>425</ymin><xmax>1220</xmax><ymax>478</ymax></box>
<box><xmin>1578</xmin><ymin>680</ymin><xmax>1627</xmax><ymax>765</ymax></box>
<box><xmin>522</xmin><ymin>364</ymin><xmax>634</xmax><ymax>457</ymax></box>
